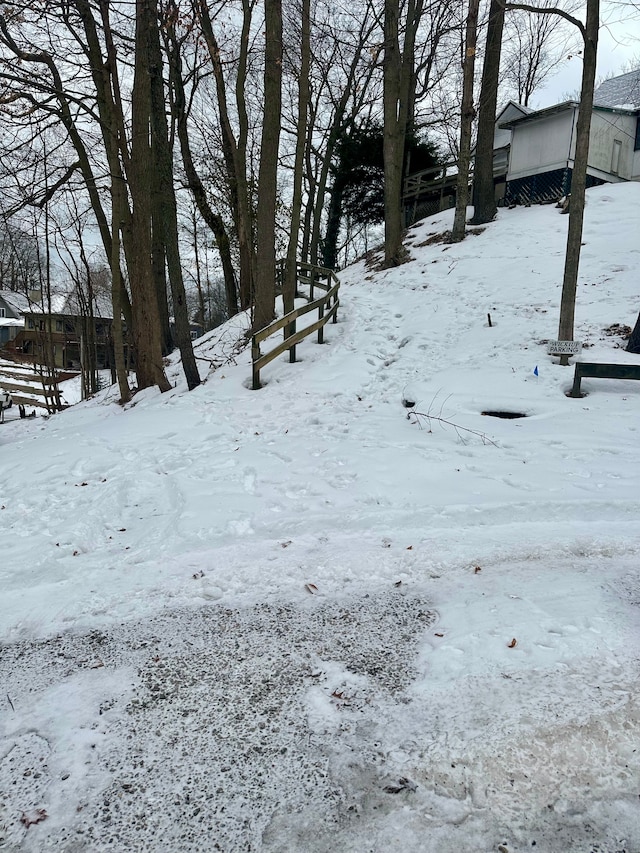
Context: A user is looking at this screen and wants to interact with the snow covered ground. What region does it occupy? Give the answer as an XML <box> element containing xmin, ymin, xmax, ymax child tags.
<box><xmin>1</xmin><ymin>184</ymin><xmax>639</xmax><ymax>852</ymax></box>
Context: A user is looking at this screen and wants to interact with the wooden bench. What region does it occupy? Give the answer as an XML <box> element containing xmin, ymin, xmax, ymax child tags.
<box><xmin>569</xmin><ymin>362</ymin><xmax>640</xmax><ymax>398</ymax></box>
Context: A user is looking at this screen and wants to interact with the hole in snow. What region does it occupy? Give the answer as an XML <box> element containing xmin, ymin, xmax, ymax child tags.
<box><xmin>481</xmin><ymin>410</ymin><xmax>528</xmax><ymax>419</ymax></box>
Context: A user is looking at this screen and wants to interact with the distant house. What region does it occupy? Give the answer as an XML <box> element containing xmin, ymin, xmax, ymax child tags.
<box><xmin>18</xmin><ymin>288</ymin><xmax>116</xmax><ymax>370</ymax></box>
<box><xmin>501</xmin><ymin>70</ymin><xmax>640</xmax><ymax>205</ymax></box>
<box><xmin>402</xmin><ymin>101</ymin><xmax>531</xmax><ymax>224</ymax></box>
<box><xmin>0</xmin><ymin>290</ymin><xmax>30</xmax><ymax>347</ymax></box>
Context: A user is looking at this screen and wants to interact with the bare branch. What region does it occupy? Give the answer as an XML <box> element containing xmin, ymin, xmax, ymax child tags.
<box><xmin>505</xmin><ymin>3</ymin><xmax>586</xmax><ymax>39</ymax></box>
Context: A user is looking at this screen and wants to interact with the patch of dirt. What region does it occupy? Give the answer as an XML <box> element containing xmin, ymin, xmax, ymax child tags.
<box><xmin>414</xmin><ymin>231</ymin><xmax>450</xmax><ymax>247</ymax></box>
<box><xmin>603</xmin><ymin>323</ymin><xmax>631</xmax><ymax>340</ymax></box>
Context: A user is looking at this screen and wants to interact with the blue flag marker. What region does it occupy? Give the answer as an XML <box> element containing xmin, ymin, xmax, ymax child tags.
<box><xmin>533</xmin><ymin>365</ymin><xmax>539</xmax><ymax>376</ymax></box>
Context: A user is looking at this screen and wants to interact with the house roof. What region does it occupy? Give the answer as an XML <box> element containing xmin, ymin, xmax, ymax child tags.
<box><xmin>25</xmin><ymin>288</ymin><xmax>113</xmax><ymax>319</ymax></box>
<box><xmin>594</xmin><ymin>69</ymin><xmax>640</xmax><ymax>109</ymax></box>
<box><xmin>0</xmin><ymin>290</ymin><xmax>31</xmax><ymax>315</ymax></box>
<box><xmin>496</xmin><ymin>101</ymin><xmax>534</xmax><ymax>122</ymax></box>
<box><xmin>499</xmin><ymin>100</ymin><xmax>579</xmax><ymax>129</ymax></box>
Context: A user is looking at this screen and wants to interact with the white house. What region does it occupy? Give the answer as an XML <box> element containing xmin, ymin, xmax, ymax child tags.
<box><xmin>402</xmin><ymin>100</ymin><xmax>531</xmax><ymax>223</ymax></box>
<box><xmin>500</xmin><ymin>70</ymin><xmax>640</xmax><ymax>204</ymax></box>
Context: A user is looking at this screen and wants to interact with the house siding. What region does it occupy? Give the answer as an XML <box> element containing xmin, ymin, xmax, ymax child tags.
<box><xmin>587</xmin><ymin>111</ymin><xmax>635</xmax><ymax>179</ymax></box>
<box><xmin>508</xmin><ymin>110</ymin><xmax>575</xmax><ymax>180</ymax></box>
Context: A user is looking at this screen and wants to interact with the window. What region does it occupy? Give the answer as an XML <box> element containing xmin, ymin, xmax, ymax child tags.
<box><xmin>28</xmin><ymin>319</ymin><xmax>35</xmax><ymax>330</ymax></box>
<box><xmin>55</xmin><ymin>320</ymin><xmax>63</xmax><ymax>332</ymax></box>
<box><xmin>0</xmin><ymin>308</ymin><xmax>5</xmax><ymax>318</ymax></box>
<box><xmin>635</xmin><ymin>116</ymin><xmax>640</xmax><ymax>152</ymax></box>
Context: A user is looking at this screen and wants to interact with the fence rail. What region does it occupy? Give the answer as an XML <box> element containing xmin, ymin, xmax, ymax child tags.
<box><xmin>251</xmin><ymin>261</ymin><xmax>340</xmax><ymax>390</ymax></box>
<box><xmin>0</xmin><ymin>364</ymin><xmax>76</xmax><ymax>411</ymax></box>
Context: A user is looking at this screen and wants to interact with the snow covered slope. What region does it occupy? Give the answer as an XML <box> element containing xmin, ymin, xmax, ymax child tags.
<box><xmin>1</xmin><ymin>184</ymin><xmax>639</xmax><ymax>852</ymax></box>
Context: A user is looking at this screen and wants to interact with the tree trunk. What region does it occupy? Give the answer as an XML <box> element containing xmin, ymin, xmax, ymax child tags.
<box><xmin>557</xmin><ymin>0</ymin><xmax>599</xmax><ymax>352</ymax></box>
<box><xmin>197</xmin><ymin>0</ymin><xmax>254</xmax><ymax>311</ymax></box>
<box><xmin>151</xmin><ymin>218</ymin><xmax>172</xmax><ymax>355</ymax></box>
<box><xmin>129</xmin><ymin>0</ymin><xmax>170</xmax><ymax>392</ymax></box>
<box><xmin>253</xmin><ymin>0</ymin><xmax>283</xmax><ymax>333</ymax></box>
<box><xmin>322</xmin><ymin>177</ymin><xmax>346</xmax><ymax>271</ymax></box>
<box><xmin>383</xmin><ymin>0</ymin><xmax>423</xmax><ymax>266</ymax></box>
<box><xmin>383</xmin><ymin>0</ymin><xmax>405</xmax><ymax>266</ymax></box>
<box><xmin>626</xmin><ymin>312</ymin><xmax>640</xmax><ymax>354</ymax></box>
<box><xmin>284</xmin><ymin>0</ymin><xmax>311</xmax><ymax>315</ymax></box>
<box><xmin>148</xmin><ymin>4</ymin><xmax>200</xmax><ymax>391</ymax></box>
<box><xmin>471</xmin><ymin>0</ymin><xmax>505</xmax><ymax>225</ymax></box>
<box><xmin>111</xmin><ymin>175</ymin><xmax>131</xmax><ymax>404</ymax></box>
<box><xmin>165</xmin><ymin>24</ymin><xmax>239</xmax><ymax>318</ymax></box>
<box><xmin>451</xmin><ymin>0</ymin><xmax>480</xmax><ymax>243</ymax></box>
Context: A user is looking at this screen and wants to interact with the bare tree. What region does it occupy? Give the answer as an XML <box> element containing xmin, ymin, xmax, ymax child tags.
<box><xmin>163</xmin><ymin>18</ymin><xmax>239</xmax><ymax>319</ymax></box>
<box><xmin>149</xmin><ymin>3</ymin><xmax>200</xmax><ymax>390</ymax></box>
<box><xmin>283</xmin><ymin>0</ymin><xmax>311</xmax><ymax>315</ymax></box>
<box><xmin>253</xmin><ymin>0</ymin><xmax>283</xmax><ymax>333</ymax></box>
<box><xmin>383</xmin><ymin>0</ymin><xmax>424</xmax><ymax>266</ymax></box>
<box><xmin>471</xmin><ymin>0</ymin><xmax>505</xmax><ymax>225</ymax></box>
<box><xmin>128</xmin><ymin>0</ymin><xmax>171</xmax><ymax>391</ymax></box>
<box><xmin>507</xmin><ymin>0</ymin><xmax>600</xmax><ymax>353</ymax></box>
<box><xmin>450</xmin><ymin>0</ymin><xmax>480</xmax><ymax>242</ymax></box>
<box><xmin>0</xmin><ymin>221</ymin><xmax>41</xmax><ymax>293</ymax></box>
<box><xmin>195</xmin><ymin>0</ymin><xmax>256</xmax><ymax>312</ymax></box>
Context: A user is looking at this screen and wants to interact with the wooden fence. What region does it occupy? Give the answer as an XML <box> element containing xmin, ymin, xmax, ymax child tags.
<box><xmin>251</xmin><ymin>261</ymin><xmax>340</xmax><ymax>390</ymax></box>
<box><xmin>0</xmin><ymin>361</ymin><xmax>76</xmax><ymax>411</ymax></box>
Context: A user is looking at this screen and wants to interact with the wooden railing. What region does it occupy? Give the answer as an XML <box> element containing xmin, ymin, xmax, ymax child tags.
<box><xmin>0</xmin><ymin>362</ymin><xmax>76</xmax><ymax>411</ymax></box>
<box><xmin>251</xmin><ymin>261</ymin><xmax>340</xmax><ymax>390</ymax></box>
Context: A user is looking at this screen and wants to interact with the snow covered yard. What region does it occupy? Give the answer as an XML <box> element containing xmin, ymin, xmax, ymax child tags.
<box><xmin>1</xmin><ymin>184</ymin><xmax>639</xmax><ymax>852</ymax></box>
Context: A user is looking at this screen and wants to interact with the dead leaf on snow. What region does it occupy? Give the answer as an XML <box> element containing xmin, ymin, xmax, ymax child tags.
<box><xmin>305</xmin><ymin>583</ymin><xmax>318</xmax><ymax>594</ymax></box>
<box><xmin>384</xmin><ymin>777</ymin><xmax>417</xmax><ymax>794</ymax></box>
<box><xmin>508</xmin><ymin>638</ymin><xmax>517</xmax><ymax>648</ymax></box>
<box><xmin>20</xmin><ymin>809</ymin><xmax>47</xmax><ymax>827</ymax></box>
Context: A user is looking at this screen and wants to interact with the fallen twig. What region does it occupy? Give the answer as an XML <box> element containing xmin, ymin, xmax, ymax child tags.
<box><xmin>408</xmin><ymin>410</ymin><xmax>498</xmax><ymax>446</ymax></box>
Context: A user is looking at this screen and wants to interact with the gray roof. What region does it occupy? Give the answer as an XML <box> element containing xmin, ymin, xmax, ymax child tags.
<box><xmin>25</xmin><ymin>288</ymin><xmax>113</xmax><ymax>319</ymax></box>
<box><xmin>496</xmin><ymin>100</ymin><xmax>534</xmax><ymax>121</ymax></box>
<box><xmin>594</xmin><ymin>69</ymin><xmax>640</xmax><ymax>109</ymax></box>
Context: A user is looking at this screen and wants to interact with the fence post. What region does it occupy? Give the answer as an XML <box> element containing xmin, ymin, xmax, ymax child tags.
<box><xmin>288</xmin><ymin>316</ymin><xmax>297</xmax><ymax>363</ymax></box>
<box><xmin>317</xmin><ymin>298</ymin><xmax>325</xmax><ymax>344</ymax></box>
<box><xmin>252</xmin><ymin>335</ymin><xmax>261</xmax><ymax>389</ymax></box>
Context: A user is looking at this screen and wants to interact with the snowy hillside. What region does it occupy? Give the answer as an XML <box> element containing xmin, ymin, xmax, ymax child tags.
<box><xmin>1</xmin><ymin>184</ymin><xmax>639</xmax><ymax>852</ymax></box>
